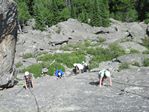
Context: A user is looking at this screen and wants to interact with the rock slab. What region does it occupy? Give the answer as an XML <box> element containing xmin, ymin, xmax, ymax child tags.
<box><xmin>0</xmin><ymin>0</ymin><xmax>17</xmax><ymax>87</ymax></box>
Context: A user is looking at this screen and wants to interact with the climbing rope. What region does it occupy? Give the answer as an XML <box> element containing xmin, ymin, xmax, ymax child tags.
<box><xmin>112</xmin><ymin>80</ymin><xmax>149</xmax><ymax>88</ymax></box>
<box><xmin>28</xmin><ymin>88</ymin><xmax>40</xmax><ymax>112</ymax></box>
<box><xmin>111</xmin><ymin>80</ymin><xmax>149</xmax><ymax>100</ymax></box>
<box><xmin>15</xmin><ymin>85</ymin><xmax>40</xmax><ymax>112</ymax></box>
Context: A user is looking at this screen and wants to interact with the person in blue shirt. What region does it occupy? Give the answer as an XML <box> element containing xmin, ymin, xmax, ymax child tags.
<box><xmin>55</xmin><ymin>69</ymin><xmax>64</xmax><ymax>79</ymax></box>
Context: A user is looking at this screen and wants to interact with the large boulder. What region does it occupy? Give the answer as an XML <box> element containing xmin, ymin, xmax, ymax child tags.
<box><xmin>126</xmin><ymin>22</ymin><xmax>146</xmax><ymax>43</ymax></box>
<box><xmin>116</xmin><ymin>54</ymin><xmax>149</xmax><ymax>66</ymax></box>
<box><xmin>119</xmin><ymin>42</ymin><xmax>148</xmax><ymax>53</ymax></box>
<box><xmin>0</xmin><ymin>0</ymin><xmax>17</xmax><ymax>87</ymax></box>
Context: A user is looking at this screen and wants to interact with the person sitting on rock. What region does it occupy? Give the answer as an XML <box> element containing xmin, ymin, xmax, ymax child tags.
<box><xmin>24</xmin><ymin>71</ymin><xmax>34</xmax><ymax>89</ymax></box>
<box><xmin>98</xmin><ymin>69</ymin><xmax>112</xmax><ymax>87</ymax></box>
<box><xmin>55</xmin><ymin>69</ymin><xmax>64</xmax><ymax>79</ymax></box>
<box><xmin>73</xmin><ymin>63</ymin><xmax>84</xmax><ymax>74</ymax></box>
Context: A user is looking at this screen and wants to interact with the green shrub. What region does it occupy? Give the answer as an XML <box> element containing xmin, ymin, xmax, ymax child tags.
<box><xmin>130</xmin><ymin>49</ymin><xmax>140</xmax><ymax>54</ymax></box>
<box><xmin>15</xmin><ymin>62</ymin><xmax>23</xmax><ymax>68</ymax></box>
<box><xmin>23</xmin><ymin>53</ymin><xmax>33</xmax><ymax>59</ymax></box>
<box><xmin>22</xmin><ymin>64</ymin><xmax>42</xmax><ymax>78</ymax></box>
<box><xmin>37</xmin><ymin>52</ymin><xmax>85</xmax><ymax>68</ymax></box>
<box><xmin>109</xmin><ymin>43</ymin><xmax>125</xmax><ymax>57</ymax></box>
<box><xmin>142</xmin><ymin>36</ymin><xmax>149</xmax><ymax>49</ymax></box>
<box><xmin>131</xmin><ymin>62</ymin><xmax>140</xmax><ymax>67</ymax></box>
<box><xmin>98</xmin><ymin>37</ymin><xmax>106</xmax><ymax>43</ymax></box>
<box><xmin>142</xmin><ymin>50</ymin><xmax>149</xmax><ymax>54</ymax></box>
<box><xmin>86</xmin><ymin>44</ymin><xmax>125</xmax><ymax>70</ymax></box>
<box><xmin>47</xmin><ymin>62</ymin><xmax>65</xmax><ymax>76</ymax></box>
<box><xmin>119</xmin><ymin>62</ymin><xmax>129</xmax><ymax>71</ymax></box>
<box><xmin>84</xmin><ymin>40</ymin><xmax>92</xmax><ymax>47</ymax></box>
<box><xmin>143</xmin><ymin>58</ymin><xmax>149</xmax><ymax>67</ymax></box>
<box><xmin>89</xmin><ymin>60</ymin><xmax>99</xmax><ymax>69</ymax></box>
<box><xmin>60</xmin><ymin>40</ymin><xmax>92</xmax><ymax>51</ymax></box>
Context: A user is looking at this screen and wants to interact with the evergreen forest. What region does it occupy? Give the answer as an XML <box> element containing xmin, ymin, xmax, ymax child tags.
<box><xmin>15</xmin><ymin>0</ymin><xmax>149</xmax><ymax>30</ymax></box>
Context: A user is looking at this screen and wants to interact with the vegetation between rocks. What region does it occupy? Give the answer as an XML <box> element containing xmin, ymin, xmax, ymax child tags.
<box><xmin>143</xmin><ymin>58</ymin><xmax>149</xmax><ymax>67</ymax></box>
<box><xmin>119</xmin><ymin>62</ymin><xmax>129</xmax><ymax>71</ymax></box>
<box><xmin>22</xmin><ymin>41</ymin><xmax>126</xmax><ymax>77</ymax></box>
<box><xmin>15</xmin><ymin>0</ymin><xmax>149</xmax><ymax>30</ymax></box>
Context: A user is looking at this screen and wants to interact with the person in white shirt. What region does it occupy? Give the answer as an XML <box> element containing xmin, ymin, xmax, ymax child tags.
<box><xmin>98</xmin><ymin>69</ymin><xmax>112</xmax><ymax>87</ymax></box>
<box><xmin>73</xmin><ymin>63</ymin><xmax>84</xmax><ymax>74</ymax></box>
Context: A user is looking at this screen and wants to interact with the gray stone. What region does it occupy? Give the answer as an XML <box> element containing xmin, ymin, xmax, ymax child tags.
<box><xmin>119</xmin><ymin>42</ymin><xmax>148</xmax><ymax>53</ymax></box>
<box><xmin>116</xmin><ymin>54</ymin><xmax>149</xmax><ymax>66</ymax></box>
<box><xmin>1</xmin><ymin>67</ymin><xmax>149</xmax><ymax>112</ymax></box>
<box><xmin>0</xmin><ymin>0</ymin><xmax>17</xmax><ymax>87</ymax></box>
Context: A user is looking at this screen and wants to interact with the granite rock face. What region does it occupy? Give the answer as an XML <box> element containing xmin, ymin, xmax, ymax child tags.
<box><xmin>0</xmin><ymin>0</ymin><xmax>17</xmax><ymax>87</ymax></box>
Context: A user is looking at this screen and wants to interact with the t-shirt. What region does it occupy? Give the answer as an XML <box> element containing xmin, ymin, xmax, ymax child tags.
<box><xmin>73</xmin><ymin>63</ymin><xmax>84</xmax><ymax>70</ymax></box>
<box><xmin>98</xmin><ymin>69</ymin><xmax>111</xmax><ymax>78</ymax></box>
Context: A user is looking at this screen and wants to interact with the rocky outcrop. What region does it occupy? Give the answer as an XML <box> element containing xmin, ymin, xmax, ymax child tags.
<box><xmin>0</xmin><ymin>0</ymin><xmax>17</xmax><ymax>87</ymax></box>
<box><xmin>119</xmin><ymin>42</ymin><xmax>148</xmax><ymax>53</ymax></box>
<box><xmin>116</xmin><ymin>54</ymin><xmax>149</xmax><ymax>66</ymax></box>
<box><xmin>1</xmin><ymin>67</ymin><xmax>149</xmax><ymax>112</ymax></box>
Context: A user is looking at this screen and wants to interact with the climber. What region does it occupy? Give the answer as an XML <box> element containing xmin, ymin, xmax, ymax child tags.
<box><xmin>42</xmin><ymin>67</ymin><xmax>48</xmax><ymax>76</ymax></box>
<box><xmin>82</xmin><ymin>61</ymin><xmax>89</xmax><ymax>72</ymax></box>
<box><xmin>24</xmin><ymin>71</ymin><xmax>34</xmax><ymax>89</ymax></box>
<box><xmin>98</xmin><ymin>69</ymin><xmax>112</xmax><ymax>87</ymax></box>
<box><xmin>73</xmin><ymin>63</ymin><xmax>84</xmax><ymax>74</ymax></box>
<box><xmin>55</xmin><ymin>69</ymin><xmax>64</xmax><ymax>79</ymax></box>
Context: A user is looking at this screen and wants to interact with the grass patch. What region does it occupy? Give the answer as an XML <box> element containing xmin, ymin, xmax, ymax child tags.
<box><xmin>142</xmin><ymin>50</ymin><xmax>149</xmax><ymax>54</ymax></box>
<box><xmin>60</xmin><ymin>40</ymin><xmax>93</xmax><ymax>51</ymax></box>
<box><xmin>22</xmin><ymin>62</ymin><xmax>65</xmax><ymax>77</ymax></box>
<box><xmin>131</xmin><ymin>62</ymin><xmax>140</xmax><ymax>67</ymax></box>
<box><xmin>141</xmin><ymin>36</ymin><xmax>149</xmax><ymax>49</ymax></box>
<box><xmin>119</xmin><ymin>62</ymin><xmax>129</xmax><ymax>71</ymax></box>
<box><xmin>23</xmin><ymin>53</ymin><xmax>33</xmax><ymax>59</ymax></box>
<box><xmin>130</xmin><ymin>49</ymin><xmax>140</xmax><ymax>54</ymax></box>
<box><xmin>47</xmin><ymin>62</ymin><xmax>65</xmax><ymax>76</ymax></box>
<box><xmin>15</xmin><ymin>62</ymin><xmax>23</xmax><ymax>68</ymax></box>
<box><xmin>143</xmin><ymin>58</ymin><xmax>149</xmax><ymax>67</ymax></box>
<box><xmin>22</xmin><ymin>64</ymin><xmax>42</xmax><ymax>78</ymax></box>
<box><xmin>23</xmin><ymin>41</ymin><xmax>126</xmax><ymax>77</ymax></box>
<box><xmin>98</xmin><ymin>37</ymin><xmax>106</xmax><ymax>43</ymax></box>
<box><xmin>37</xmin><ymin>52</ymin><xmax>85</xmax><ymax>68</ymax></box>
<box><xmin>86</xmin><ymin>43</ymin><xmax>125</xmax><ymax>69</ymax></box>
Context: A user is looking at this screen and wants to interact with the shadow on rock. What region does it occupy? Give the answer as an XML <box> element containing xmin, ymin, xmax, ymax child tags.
<box><xmin>89</xmin><ymin>81</ymin><xmax>99</xmax><ymax>86</ymax></box>
<box><xmin>0</xmin><ymin>80</ymin><xmax>18</xmax><ymax>90</ymax></box>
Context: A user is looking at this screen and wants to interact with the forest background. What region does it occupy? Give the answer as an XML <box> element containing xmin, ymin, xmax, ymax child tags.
<box><xmin>15</xmin><ymin>0</ymin><xmax>149</xmax><ymax>30</ymax></box>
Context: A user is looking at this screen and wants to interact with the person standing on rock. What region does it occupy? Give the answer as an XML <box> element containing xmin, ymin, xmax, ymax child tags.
<box><xmin>98</xmin><ymin>69</ymin><xmax>112</xmax><ymax>87</ymax></box>
<box><xmin>24</xmin><ymin>71</ymin><xmax>34</xmax><ymax>89</ymax></box>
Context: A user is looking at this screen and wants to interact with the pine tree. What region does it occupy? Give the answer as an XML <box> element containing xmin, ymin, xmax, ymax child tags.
<box><xmin>26</xmin><ymin>0</ymin><xmax>34</xmax><ymax>16</ymax></box>
<box><xmin>15</xmin><ymin>0</ymin><xmax>31</xmax><ymax>23</ymax></box>
<box><xmin>90</xmin><ymin>0</ymin><xmax>109</xmax><ymax>27</ymax></box>
<box><xmin>90</xmin><ymin>0</ymin><xmax>101</xmax><ymax>26</ymax></box>
<box><xmin>100</xmin><ymin>0</ymin><xmax>110</xmax><ymax>27</ymax></box>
